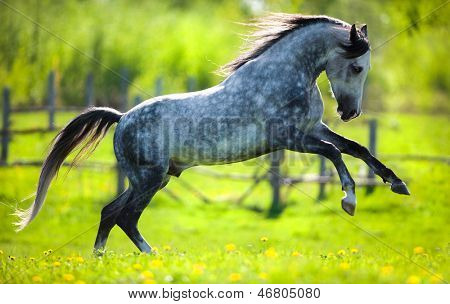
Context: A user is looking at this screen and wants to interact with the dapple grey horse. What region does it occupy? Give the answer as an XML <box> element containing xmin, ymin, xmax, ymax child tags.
<box><xmin>15</xmin><ymin>14</ymin><xmax>409</xmax><ymax>253</ymax></box>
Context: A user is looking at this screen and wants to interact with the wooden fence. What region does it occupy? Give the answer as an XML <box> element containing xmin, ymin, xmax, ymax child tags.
<box><xmin>1</xmin><ymin>70</ymin><xmax>449</xmax><ymax>215</ymax></box>
<box><xmin>0</xmin><ymin>70</ymin><xmax>202</xmax><ymax>202</ymax></box>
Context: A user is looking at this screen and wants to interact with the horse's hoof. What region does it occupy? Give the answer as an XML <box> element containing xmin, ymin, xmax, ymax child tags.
<box><xmin>390</xmin><ymin>180</ymin><xmax>410</xmax><ymax>195</ymax></box>
<box><xmin>93</xmin><ymin>248</ymin><xmax>106</xmax><ymax>257</ymax></box>
<box><xmin>341</xmin><ymin>195</ymin><xmax>356</xmax><ymax>216</ymax></box>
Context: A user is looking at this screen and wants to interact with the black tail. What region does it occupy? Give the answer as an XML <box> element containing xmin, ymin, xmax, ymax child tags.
<box><xmin>14</xmin><ymin>107</ymin><xmax>122</xmax><ymax>231</ymax></box>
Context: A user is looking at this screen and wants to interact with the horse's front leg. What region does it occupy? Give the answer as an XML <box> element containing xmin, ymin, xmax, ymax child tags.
<box><xmin>291</xmin><ymin>135</ymin><xmax>357</xmax><ymax>215</ymax></box>
<box><xmin>316</xmin><ymin>124</ymin><xmax>410</xmax><ymax>195</ymax></box>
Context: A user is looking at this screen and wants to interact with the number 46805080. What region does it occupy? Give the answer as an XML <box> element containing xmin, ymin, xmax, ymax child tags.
<box><xmin>257</xmin><ymin>287</ymin><xmax>320</xmax><ymax>299</ymax></box>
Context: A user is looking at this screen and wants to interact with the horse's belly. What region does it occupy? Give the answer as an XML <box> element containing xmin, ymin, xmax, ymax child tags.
<box><xmin>169</xmin><ymin>123</ymin><xmax>269</xmax><ymax>165</ymax></box>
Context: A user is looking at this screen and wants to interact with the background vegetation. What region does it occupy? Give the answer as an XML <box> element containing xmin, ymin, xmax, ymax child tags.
<box><xmin>1</xmin><ymin>0</ymin><xmax>448</xmax><ymax>113</ymax></box>
<box><xmin>0</xmin><ymin>0</ymin><xmax>448</xmax><ymax>283</ymax></box>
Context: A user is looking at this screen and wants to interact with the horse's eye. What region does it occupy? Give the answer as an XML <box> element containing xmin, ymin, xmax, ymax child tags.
<box><xmin>351</xmin><ymin>64</ymin><xmax>363</xmax><ymax>74</ymax></box>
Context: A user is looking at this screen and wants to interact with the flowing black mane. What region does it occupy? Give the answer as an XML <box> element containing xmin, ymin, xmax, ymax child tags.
<box><xmin>220</xmin><ymin>13</ymin><xmax>370</xmax><ymax>75</ymax></box>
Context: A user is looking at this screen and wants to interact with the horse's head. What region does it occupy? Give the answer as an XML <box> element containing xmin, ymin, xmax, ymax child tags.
<box><xmin>326</xmin><ymin>24</ymin><xmax>370</xmax><ymax>122</ymax></box>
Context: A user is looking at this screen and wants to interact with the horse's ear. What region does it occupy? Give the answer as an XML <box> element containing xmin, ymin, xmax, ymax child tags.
<box><xmin>360</xmin><ymin>24</ymin><xmax>368</xmax><ymax>37</ymax></box>
<box><xmin>350</xmin><ymin>24</ymin><xmax>358</xmax><ymax>42</ymax></box>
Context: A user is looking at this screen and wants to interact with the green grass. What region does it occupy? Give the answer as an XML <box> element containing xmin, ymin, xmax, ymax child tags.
<box><xmin>0</xmin><ymin>112</ymin><xmax>448</xmax><ymax>283</ymax></box>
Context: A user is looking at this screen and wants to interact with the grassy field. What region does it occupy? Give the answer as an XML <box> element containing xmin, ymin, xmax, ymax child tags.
<box><xmin>0</xmin><ymin>112</ymin><xmax>448</xmax><ymax>283</ymax></box>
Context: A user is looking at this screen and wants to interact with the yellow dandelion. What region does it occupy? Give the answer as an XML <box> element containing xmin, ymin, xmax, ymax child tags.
<box><xmin>380</xmin><ymin>265</ymin><xmax>394</xmax><ymax>276</ymax></box>
<box><xmin>351</xmin><ymin>248</ymin><xmax>359</xmax><ymax>254</ymax></box>
<box><xmin>163</xmin><ymin>245</ymin><xmax>172</xmax><ymax>251</ymax></box>
<box><xmin>150</xmin><ymin>259</ymin><xmax>163</xmax><ymax>268</ymax></box>
<box><xmin>0</xmin><ymin>249</ymin><xmax>3</xmax><ymax>255</ymax></box>
<box><xmin>337</xmin><ymin>249</ymin><xmax>346</xmax><ymax>256</ymax></box>
<box><xmin>143</xmin><ymin>278</ymin><xmax>156</xmax><ymax>284</ymax></box>
<box><xmin>76</xmin><ymin>256</ymin><xmax>84</xmax><ymax>263</ymax></box>
<box><xmin>406</xmin><ymin>275</ymin><xmax>421</xmax><ymax>284</ymax></box>
<box><xmin>225</xmin><ymin>243</ymin><xmax>236</xmax><ymax>252</ymax></box>
<box><xmin>264</xmin><ymin>247</ymin><xmax>278</xmax><ymax>258</ymax></box>
<box><xmin>29</xmin><ymin>257</ymin><xmax>35</xmax><ymax>262</ymax></box>
<box><xmin>141</xmin><ymin>270</ymin><xmax>154</xmax><ymax>279</ymax></box>
<box><xmin>339</xmin><ymin>262</ymin><xmax>350</xmax><ymax>270</ymax></box>
<box><xmin>133</xmin><ymin>263</ymin><xmax>143</xmax><ymax>271</ymax></box>
<box><xmin>151</xmin><ymin>247</ymin><xmax>159</xmax><ymax>254</ymax></box>
<box><xmin>32</xmin><ymin>275</ymin><xmax>42</xmax><ymax>283</ymax></box>
<box><xmin>260</xmin><ymin>236</ymin><xmax>268</xmax><ymax>242</ymax></box>
<box><xmin>413</xmin><ymin>247</ymin><xmax>424</xmax><ymax>254</ymax></box>
<box><xmin>229</xmin><ymin>273</ymin><xmax>241</xmax><ymax>282</ymax></box>
<box><xmin>259</xmin><ymin>272</ymin><xmax>268</xmax><ymax>280</ymax></box>
<box><xmin>63</xmin><ymin>274</ymin><xmax>75</xmax><ymax>282</ymax></box>
<box><xmin>291</xmin><ymin>251</ymin><xmax>301</xmax><ymax>257</ymax></box>
<box><xmin>430</xmin><ymin>274</ymin><xmax>443</xmax><ymax>284</ymax></box>
<box><xmin>192</xmin><ymin>268</ymin><xmax>203</xmax><ymax>276</ymax></box>
<box><xmin>8</xmin><ymin>256</ymin><xmax>16</xmax><ymax>261</ymax></box>
<box><xmin>53</xmin><ymin>261</ymin><xmax>61</xmax><ymax>267</ymax></box>
<box><xmin>75</xmin><ymin>280</ymin><xmax>86</xmax><ymax>284</ymax></box>
<box><xmin>192</xmin><ymin>263</ymin><xmax>206</xmax><ymax>275</ymax></box>
<box><xmin>66</xmin><ymin>257</ymin><xmax>73</xmax><ymax>262</ymax></box>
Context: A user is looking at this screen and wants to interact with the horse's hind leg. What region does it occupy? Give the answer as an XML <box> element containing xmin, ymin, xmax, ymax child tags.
<box><xmin>116</xmin><ymin>170</ymin><xmax>167</xmax><ymax>253</ymax></box>
<box><xmin>93</xmin><ymin>189</ymin><xmax>131</xmax><ymax>252</ymax></box>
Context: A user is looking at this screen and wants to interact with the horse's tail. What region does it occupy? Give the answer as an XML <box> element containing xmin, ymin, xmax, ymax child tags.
<box><xmin>14</xmin><ymin>107</ymin><xmax>123</xmax><ymax>231</ymax></box>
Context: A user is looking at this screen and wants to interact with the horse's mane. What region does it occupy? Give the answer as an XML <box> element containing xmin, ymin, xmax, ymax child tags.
<box><xmin>219</xmin><ymin>13</ymin><xmax>369</xmax><ymax>76</ymax></box>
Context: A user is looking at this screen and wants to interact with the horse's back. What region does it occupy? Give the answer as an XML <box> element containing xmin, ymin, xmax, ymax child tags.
<box><xmin>113</xmin><ymin>89</ymin><xmax>272</xmax><ymax>170</ymax></box>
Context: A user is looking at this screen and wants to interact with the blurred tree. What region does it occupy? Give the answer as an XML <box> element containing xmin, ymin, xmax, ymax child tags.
<box><xmin>0</xmin><ymin>0</ymin><xmax>447</xmax><ymax>112</ymax></box>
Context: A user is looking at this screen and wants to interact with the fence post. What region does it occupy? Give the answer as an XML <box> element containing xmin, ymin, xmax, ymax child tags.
<box><xmin>1</xmin><ymin>87</ymin><xmax>10</xmax><ymax>165</ymax></box>
<box><xmin>317</xmin><ymin>155</ymin><xmax>326</xmax><ymax>200</ymax></box>
<box><xmin>268</xmin><ymin>150</ymin><xmax>284</xmax><ymax>217</ymax></box>
<box><xmin>155</xmin><ymin>77</ymin><xmax>163</xmax><ymax>96</ymax></box>
<box><xmin>47</xmin><ymin>71</ymin><xmax>56</xmax><ymax>130</ymax></box>
<box><xmin>117</xmin><ymin>69</ymin><xmax>129</xmax><ymax>195</ymax></box>
<box><xmin>134</xmin><ymin>95</ymin><xmax>142</xmax><ymax>106</ymax></box>
<box><xmin>317</xmin><ymin>119</ymin><xmax>328</xmax><ymax>200</ymax></box>
<box><xmin>366</xmin><ymin>119</ymin><xmax>377</xmax><ymax>193</ymax></box>
<box><xmin>85</xmin><ymin>72</ymin><xmax>94</xmax><ymax>107</ymax></box>
<box><xmin>187</xmin><ymin>76</ymin><xmax>196</xmax><ymax>92</ymax></box>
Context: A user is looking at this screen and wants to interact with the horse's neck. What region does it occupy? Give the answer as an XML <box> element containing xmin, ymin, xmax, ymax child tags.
<box><xmin>271</xmin><ymin>23</ymin><xmax>335</xmax><ymax>83</ymax></box>
<box><xmin>227</xmin><ymin>23</ymin><xmax>336</xmax><ymax>100</ymax></box>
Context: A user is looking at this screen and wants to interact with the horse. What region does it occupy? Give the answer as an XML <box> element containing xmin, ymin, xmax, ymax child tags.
<box><xmin>15</xmin><ymin>13</ymin><xmax>410</xmax><ymax>253</ymax></box>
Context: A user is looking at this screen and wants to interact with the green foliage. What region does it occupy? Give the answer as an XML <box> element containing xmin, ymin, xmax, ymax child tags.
<box><xmin>0</xmin><ymin>0</ymin><xmax>448</xmax><ymax>112</ymax></box>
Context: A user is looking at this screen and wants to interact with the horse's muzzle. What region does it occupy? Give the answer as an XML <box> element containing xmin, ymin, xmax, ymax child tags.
<box><xmin>340</xmin><ymin>109</ymin><xmax>360</xmax><ymax>122</ymax></box>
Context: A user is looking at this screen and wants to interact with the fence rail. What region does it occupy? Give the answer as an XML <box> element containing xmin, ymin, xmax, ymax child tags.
<box><xmin>11</xmin><ymin>105</ymin><xmax>85</xmax><ymax>113</ymax></box>
<box><xmin>1</xmin><ymin>70</ymin><xmax>449</xmax><ymax>215</ymax></box>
